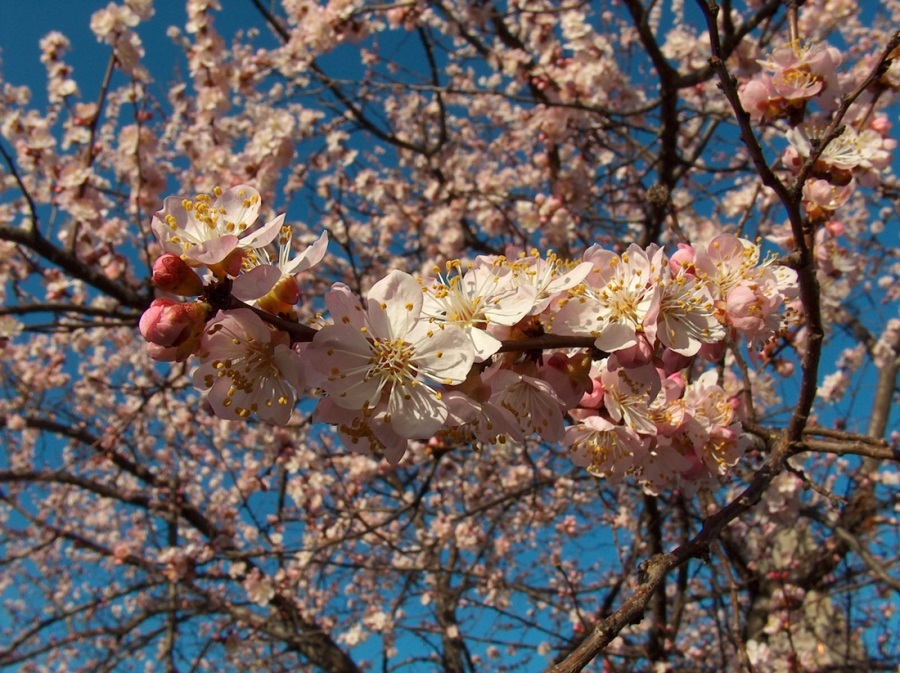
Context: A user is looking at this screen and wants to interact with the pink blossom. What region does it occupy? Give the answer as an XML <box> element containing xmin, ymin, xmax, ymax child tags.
<box><xmin>598</xmin><ymin>356</ymin><xmax>662</xmax><ymax>436</ymax></box>
<box><xmin>663</xmin><ymin>371</ymin><xmax>748</xmax><ymax>484</ymax></box>
<box><xmin>694</xmin><ymin>235</ymin><xmax>795</xmax><ymax>343</ymax></box>
<box><xmin>442</xmin><ymin>390</ymin><xmax>524</xmax><ymax>446</ymax></box>
<box><xmin>551</xmin><ymin>244</ymin><xmax>662</xmax><ymax>353</ymax></box>
<box><xmin>740</xmin><ymin>42</ymin><xmax>842</xmax><ymax>121</ymax></box>
<box><xmin>151</xmin><ymin>185</ymin><xmax>283</xmax><ymax>275</ymax></box>
<box><xmin>785</xmin><ymin>125</ymin><xmax>893</xmax><ymax>186</ymax></box>
<box><xmin>638</xmin><ymin>437</ymin><xmax>694</xmax><ymax>495</ymax></box>
<box><xmin>738</xmin><ymin>75</ymin><xmax>785</xmax><ymax>122</ymax></box>
<box><xmin>803</xmin><ymin>178</ymin><xmax>853</xmax><ymax>218</ymax></box>
<box><xmin>421</xmin><ymin>257</ymin><xmax>537</xmax><ymax>362</ymax></box>
<box><xmin>506</xmin><ymin>249</ymin><xmax>593</xmax><ymax>315</ymax></box>
<box><xmin>232</xmin><ymin>230</ymin><xmax>329</xmax><ymax>314</ymax></box>
<box><xmin>485</xmin><ymin>365</ymin><xmax>567</xmax><ymax>443</ymax></box>
<box><xmin>565</xmin><ymin>415</ymin><xmax>647</xmax><ymax>482</ymax></box>
<box><xmin>193</xmin><ymin>309</ymin><xmax>305</xmax><ymax>425</ymax></box>
<box><xmin>243</xmin><ymin>568</ymin><xmax>275</xmax><ymax>606</ymax></box>
<box><xmin>657</xmin><ymin>266</ymin><xmax>724</xmax><ymax>356</ymax></box>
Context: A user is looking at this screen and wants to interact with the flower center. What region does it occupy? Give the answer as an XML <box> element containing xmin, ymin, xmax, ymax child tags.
<box><xmin>369</xmin><ymin>338</ymin><xmax>416</xmax><ymax>384</ymax></box>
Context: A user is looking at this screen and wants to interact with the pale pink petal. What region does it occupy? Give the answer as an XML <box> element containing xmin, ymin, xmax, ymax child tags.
<box><xmin>367</xmin><ymin>270</ymin><xmax>422</xmax><ymax>340</ymax></box>
<box><xmin>387</xmin><ymin>380</ymin><xmax>447</xmax><ymax>438</ymax></box>
<box><xmin>310</xmin><ymin>323</ymin><xmax>384</xmax><ymax>409</ymax></box>
<box><xmin>232</xmin><ymin>265</ymin><xmax>282</xmax><ymax>301</ymax></box>
<box><xmin>282</xmin><ymin>231</ymin><xmax>329</xmax><ymax>275</ymax></box>
<box><xmin>240</xmin><ymin>213</ymin><xmax>284</xmax><ymax>249</ymax></box>
<box><xmin>189</xmin><ymin>235</ymin><xmax>239</xmax><ymax>265</ymax></box>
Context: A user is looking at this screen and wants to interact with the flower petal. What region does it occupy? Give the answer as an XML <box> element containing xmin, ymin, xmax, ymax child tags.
<box><xmin>367</xmin><ymin>270</ymin><xmax>422</xmax><ymax>340</ymax></box>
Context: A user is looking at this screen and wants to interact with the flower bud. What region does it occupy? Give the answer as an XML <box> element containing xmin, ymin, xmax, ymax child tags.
<box><xmin>152</xmin><ymin>254</ymin><xmax>204</xmax><ymax>296</ymax></box>
<box><xmin>669</xmin><ymin>243</ymin><xmax>696</xmax><ymax>273</ymax></box>
<box><xmin>579</xmin><ymin>379</ymin><xmax>604</xmax><ymax>409</ymax></box>
<box><xmin>139</xmin><ymin>298</ymin><xmax>210</xmax><ymax>361</ymax></box>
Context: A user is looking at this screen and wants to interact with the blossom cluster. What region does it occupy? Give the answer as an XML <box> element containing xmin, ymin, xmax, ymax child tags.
<box><xmin>140</xmin><ymin>185</ymin><xmax>797</xmax><ymax>491</ymax></box>
<box><xmin>739</xmin><ymin>41</ymin><xmax>896</xmax><ymax>217</ymax></box>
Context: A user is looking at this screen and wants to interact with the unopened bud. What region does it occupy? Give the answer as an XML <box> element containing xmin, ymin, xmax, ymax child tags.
<box><xmin>152</xmin><ymin>254</ymin><xmax>204</xmax><ymax>296</ymax></box>
<box><xmin>139</xmin><ymin>298</ymin><xmax>210</xmax><ymax>362</ymax></box>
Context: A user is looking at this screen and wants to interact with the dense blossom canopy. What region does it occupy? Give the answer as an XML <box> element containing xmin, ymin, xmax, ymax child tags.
<box><xmin>1</xmin><ymin>1</ymin><xmax>899</xmax><ymax>672</ymax></box>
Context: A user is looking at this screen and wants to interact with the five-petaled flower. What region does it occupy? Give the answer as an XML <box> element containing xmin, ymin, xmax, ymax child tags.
<box><xmin>309</xmin><ymin>270</ymin><xmax>475</xmax><ymax>439</ymax></box>
<box><xmin>151</xmin><ymin>185</ymin><xmax>284</xmax><ymax>277</ymax></box>
<box><xmin>193</xmin><ymin>308</ymin><xmax>305</xmax><ymax>425</ymax></box>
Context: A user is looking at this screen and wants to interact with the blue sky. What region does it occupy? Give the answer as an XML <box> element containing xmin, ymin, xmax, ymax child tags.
<box><xmin>0</xmin><ymin>2</ymin><xmax>271</xmax><ymax>108</ymax></box>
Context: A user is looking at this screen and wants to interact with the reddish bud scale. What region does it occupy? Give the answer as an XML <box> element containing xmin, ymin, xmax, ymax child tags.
<box><xmin>257</xmin><ymin>275</ymin><xmax>301</xmax><ymax>316</ymax></box>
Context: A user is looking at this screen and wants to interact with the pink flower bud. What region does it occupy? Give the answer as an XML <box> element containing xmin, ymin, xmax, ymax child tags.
<box><xmin>669</xmin><ymin>243</ymin><xmax>695</xmax><ymax>273</ymax></box>
<box><xmin>870</xmin><ymin>115</ymin><xmax>891</xmax><ymax>135</ymax></box>
<box><xmin>825</xmin><ymin>220</ymin><xmax>844</xmax><ymax>237</ymax></box>
<box><xmin>579</xmin><ymin>379</ymin><xmax>604</xmax><ymax>409</ymax></box>
<box><xmin>139</xmin><ymin>298</ymin><xmax>210</xmax><ymax>362</ymax></box>
<box><xmin>152</xmin><ymin>255</ymin><xmax>204</xmax><ymax>296</ymax></box>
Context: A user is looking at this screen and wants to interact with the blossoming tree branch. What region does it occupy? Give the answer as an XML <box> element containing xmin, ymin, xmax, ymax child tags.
<box><xmin>1</xmin><ymin>0</ymin><xmax>899</xmax><ymax>672</ymax></box>
<box><xmin>143</xmin><ymin>183</ymin><xmax>797</xmax><ymax>491</ymax></box>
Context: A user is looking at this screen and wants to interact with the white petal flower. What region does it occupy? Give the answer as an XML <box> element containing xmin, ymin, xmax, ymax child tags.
<box><xmin>552</xmin><ymin>244</ymin><xmax>662</xmax><ymax>353</ymax></box>
<box><xmin>486</xmin><ymin>366</ymin><xmax>566</xmax><ymax>442</ymax></box>
<box><xmin>657</xmin><ymin>267</ymin><xmax>725</xmax><ymax>356</ymax></box>
<box><xmin>565</xmin><ymin>415</ymin><xmax>647</xmax><ymax>482</ymax></box>
<box><xmin>507</xmin><ymin>249</ymin><xmax>593</xmax><ymax>314</ymax></box>
<box><xmin>310</xmin><ymin>270</ymin><xmax>475</xmax><ymax>439</ymax></box>
<box><xmin>422</xmin><ymin>257</ymin><xmax>537</xmax><ymax>361</ymax></box>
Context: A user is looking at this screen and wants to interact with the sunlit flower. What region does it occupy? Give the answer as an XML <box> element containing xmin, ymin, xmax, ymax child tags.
<box><xmin>232</xmin><ymin>229</ymin><xmax>329</xmax><ymax>315</ymax></box>
<box><xmin>422</xmin><ymin>257</ymin><xmax>536</xmax><ymax>361</ymax></box>
<box><xmin>597</xmin><ymin>356</ymin><xmax>662</xmax><ymax>435</ymax></box>
<box><xmin>551</xmin><ymin>244</ymin><xmax>662</xmax><ymax>353</ymax></box>
<box><xmin>693</xmin><ymin>235</ymin><xmax>795</xmax><ymax>343</ymax></box>
<box><xmin>193</xmin><ymin>309</ymin><xmax>304</xmax><ymax>425</ymax></box>
<box><xmin>443</xmin><ymin>389</ymin><xmax>524</xmax><ymax>446</ymax></box>
<box><xmin>739</xmin><ymin>42</ymin><xmax>841</xmax><ymax>121</ymax></box>
<box><xmin>485</xmin><ymin>365</ymin><xmax>567</xmax><ymax>442</ymax></box>
<box><xmin>309</xmin><ymin>270</ymin><xmax>475</xmax><ymax>439</ymax></box>
<box><xmin>681</xmin><ymin>371</ymin><xmax>746</xmax><ymax>478</ymax></box>
<box><xmin>565</xmin><ymin>415</ymin><xmax>647</xmax><ymax>482</ymax></box>
<box><xmin>507</xmin><ymin>249</ymin><xmax>593</xmax><ymax>315</ymax></box>
<box><xmin>151</xmin><ymin>185</ymin><xmax>283</xmax><ymax>275</ymax></box>
<box><xmin>657</xmin><ymin>266</ymin><xmax>725</xmax><ymax>356</ymax></box>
